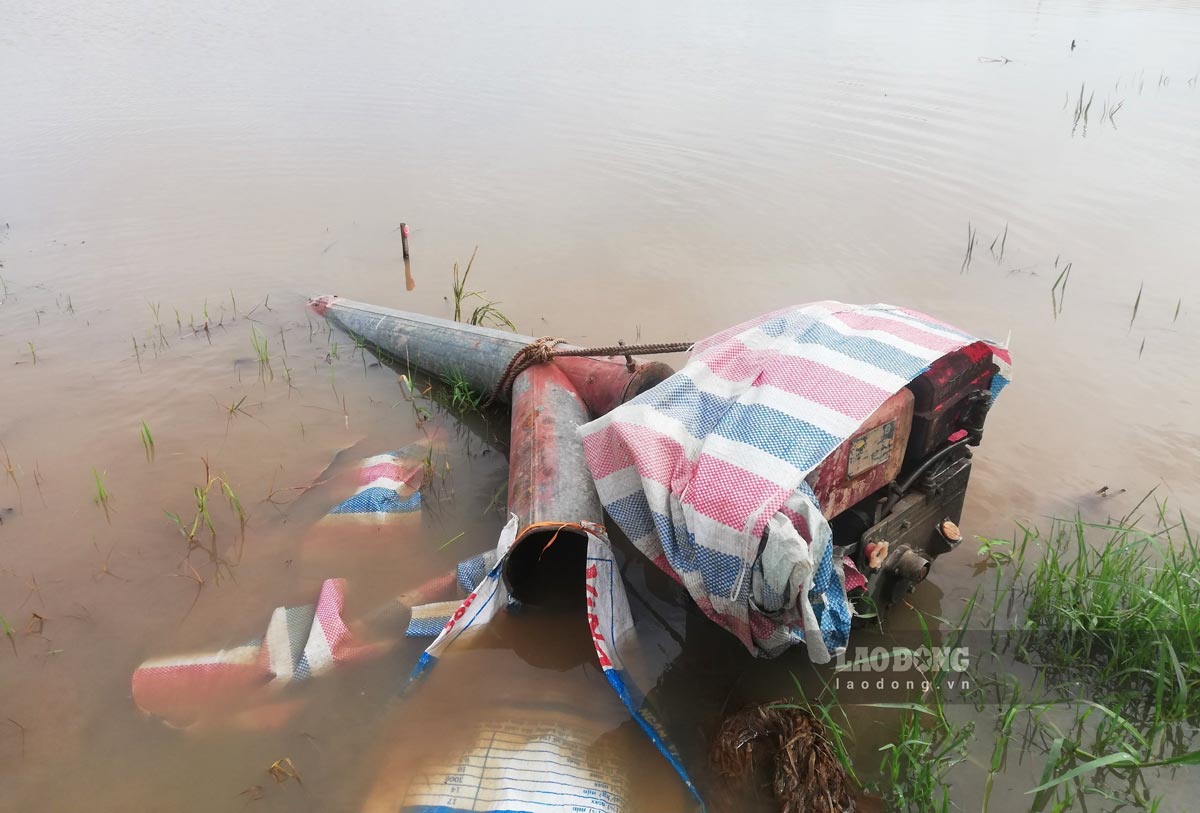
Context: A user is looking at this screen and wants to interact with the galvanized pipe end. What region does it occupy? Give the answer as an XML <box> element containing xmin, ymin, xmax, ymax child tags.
<box><xmin>308</xmin><ymin>294</ymin><xmax>339</xmax><ymax>316</ymax></box>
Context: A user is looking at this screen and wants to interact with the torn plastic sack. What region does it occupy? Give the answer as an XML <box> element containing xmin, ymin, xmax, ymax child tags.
<box><xmin>130</xmin><ymin>551</ymin><xmax>492</xmax><ymax>733</ymax></box>
<box><xmin>299</xmin><ymin>441</ymin><xmax>431</xmax><ymax>567</ymax></box>
<box><xmin>132</xmin><ymin>440</ymin><xmax>469</xmax><ymax>731</ymax></box>
<box><xmin>580</xmin><ymin>302</ymin><xmax>1011</xmax><ymax>662</ymax></box>
<box><xmin>131</xmin><ymin>578</ymin><xmax>389</xmax><ymax>730</ymax></box>
<box><xmin>390</xmin><ymin>514</ymin><xmax>702</xmax><ymax>812</ymax></box>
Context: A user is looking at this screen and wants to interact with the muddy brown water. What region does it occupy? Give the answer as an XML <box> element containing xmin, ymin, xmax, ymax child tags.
<box><xmin>2</xmin><ymin>1</ymin><xmax>1200</xmax><ymax>810</ymax></box>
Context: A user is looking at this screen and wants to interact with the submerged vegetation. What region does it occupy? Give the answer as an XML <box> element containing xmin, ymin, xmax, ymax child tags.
<box><xmin>139</xmin><ymin>421</ymin><xmax>155</xmax><ymax>459</ymax></box>
<box><xmin>980</xmin><ymin>504</ymin><xmax>1200</xmax><ymax>808</ymax></box>
<box><xmin>250</xmin><ymin>326</ymin><xmax>271</xmax><ymax>373</ymax></box>
<box><xmin>1018</xmin><ymin>512</ymin><xmax>1199</xmax><ymax>724</ymax></box>
<box><xmin>92</xmin><ymin>467</ymin><xmax>111</xmax><ymax>522</ymax></box>
<box><xmin>808</xmin><ymin>503</ymin><xmax>1200</xmax><ymax>811</ymax></box>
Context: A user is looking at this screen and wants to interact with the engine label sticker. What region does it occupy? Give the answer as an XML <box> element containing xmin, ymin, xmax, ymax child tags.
<box><xmin>847</xmin><ymin>420</ymin><xmax>896</xmax><ymax>478</ymax></box>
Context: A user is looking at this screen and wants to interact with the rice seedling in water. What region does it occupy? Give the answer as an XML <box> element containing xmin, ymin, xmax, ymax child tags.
<box><xmin>1130</xmin><ymin>281</ymin><xmax>1144</xmax><ymax>329</ymax></box>
<box><xmin>132</xmin><ymin>335</ymin><xmax>142</xmax><ymax>373</ymax></box>
<box><xmin>281</xmin><ymin>357</ymin><xmax>297</xmax><ymax>395</ymax></box>
<box><xmin>224</xmin><ymin>395</ymin><xmax>250</xmax><ymax>418</ymax></box>
<box><xmin>1</xmin><ymin>441</ymin><xmax>20</xmax><ymax>511</ymax></box>
<box><xmin>441</xmin><ymin>369</ymin><xmax>483</xmax><ymax>412</ymax></box>
<box><xmin>451</xmin><ymin>246</ymin><xmax>479</xmax><ymax>321</ymax></box>
<box><xmin>32</xmin><ymin>461</ymin><xmax>46</xmax><ymax>507</ymax></box>
<box><xmin>353</xmin><ymin>335</ymin><xmax>372</xmax><ymax>372</ymax></box>
<box><xmin>216</xmin><ymin>395</ymin><xmax>263</xmax><ymax>434</ymax></box>
<box><xmin>960</xmin><ymin>223</ymin><xmax>977</xmax><ymax>273</ymax></box>
<box><xmin>468</xmin><ymin>302</ymin><xmax>516</xmax><ymax>330</ymax></box>
<box><xmin>92</xmin><ymin>467</ymin><xmax>111</xmax><ymax>522</ymax></box>
<box><xmin>1018</xmin><ymin>509</ymin><xmax>1200</xmax><ymax>722</ymax></box>
<box><xmin>1105</xmin><ymin>99</ymin><xmax>1125</xmax><ymax>128</ymax></box>
<box><xmin>1050</xmin><ymin>261</ymin><xmax>1072</xmax><ymax>317</ymax></box>
<box><xmin>876</xmin><ymin>702</ymin><xmax>973</xmax><ymax>812</ymax></box>
<box><xmin>0</xmin><ymin>611</ymin><xmax>15</xmax><ymax>655</ymax></box>
<box><xmin>988</xmin><ymin>222</ymin><xmax>1008</xmax><ymax>261</ymax></box>
<box><xmin>1174</xmin><ymin>298</ymin><xmax>1182</xmax><ymax>323</ymax></box>
<box><xmin>970</xmin><ymin>506</ymin><xmax>1200</xmax><ymax>808</ymax></box>
<box><xmin>872</xmin><ymin>605</ymin><xmax>978</xmax><ymax>812</ymax></box>
<box><xmin>139</xmin><ymin>421</ymin><xmax>155</xmax><ymax>459</ymax></box>
<box><xmin>26</xmin><ymin>341</ymin><xmax>36</xmax><ymax>365</ymax></box>
<box><xmin>449</xmin><ymin>246</ymin><xmax>516</xmax><ymax>329</ymax></box>
<box><xmin>1071</xmin><ymin>82</ymin><xmax>1096</xmax><ymax>133</ymax></box>
<box><xmin>250</xmin><ymin>327</ymin><xmax>272</xmax><ymax>377</ymax></box>
<box><xmin>165</xmin><ymin>460</ymin><xmax>248</xmax><ymax>577</ymax></box>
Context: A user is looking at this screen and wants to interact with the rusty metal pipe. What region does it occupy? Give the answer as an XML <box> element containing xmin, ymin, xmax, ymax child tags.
<box><xmin>309</xmin><ymin>295</ymin><xmax>673</xmax><ymax>416</ymax></box>
<box><xmin>502</xmin><ymin>363</ymin><xmax>604</xmax><ymax>607</ymax></box>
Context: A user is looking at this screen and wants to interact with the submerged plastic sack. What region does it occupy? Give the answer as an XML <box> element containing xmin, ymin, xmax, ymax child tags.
<box><xmin>402</xmin><ymin>515</ymin><xmax>702</xmax><ymax>810</ymax></box>
<box><xmin>133</xmin><ymin>441</ymin><xmax>456</xmax><ymax>731</ymax></box>
<box><xmin>365</xmin><ymin>704</ymin><xmax>633</xmax><ymax>813</ymax></box>
<box><xmin>132</xmin><ymin>579</ymin><xmax>388</xmax><ymax>729</ymax></box>
<box><xmin>580</xmin><ymin>302</ymin><xmax>1011</xmax><ymax>662</ymax></box>
<box><xmin>300</xmin><ymin>443</ymin><xmax>431</xmax><ymax>565</ymax></box>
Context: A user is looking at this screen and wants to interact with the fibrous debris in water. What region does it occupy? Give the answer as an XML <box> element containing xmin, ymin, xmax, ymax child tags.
<box><xmin>268</xmin><ymin>757</ymin><xmax>302</xmax><ymax>785</ymax></box>
<box><xmin>711</xmin><ymin>702</ymin><xmax>855</xmax><ymax>813</ymax></box>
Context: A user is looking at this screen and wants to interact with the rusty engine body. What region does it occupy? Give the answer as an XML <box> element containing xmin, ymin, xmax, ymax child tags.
<box><xmin>807</xmin><ymin>341</ymin><xmax>999</xmax><ymax>615</ymax></box>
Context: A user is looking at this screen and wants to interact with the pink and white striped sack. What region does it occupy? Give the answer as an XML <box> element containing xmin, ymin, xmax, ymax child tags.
<box><xmin>580</xmin><ymin>302</ymin><xmax>1010</xmax><ymax>662</ymax></box>
<box><xmin>132</xmin><ymin>578</ymin><xmax>389</xmax><ymax>729</ymax></box>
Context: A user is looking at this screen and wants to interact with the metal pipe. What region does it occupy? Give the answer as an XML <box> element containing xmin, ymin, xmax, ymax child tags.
<box><xmin>891</xmin><ymin>547</ymin><xmax>932</xmax><ymax>584</ymax></box>
<box><xmin>502</xmin><ymin>363</ymin><xmax>604</xmax><ymax>607</ymax></box>
<box><xmin>309</xmin><ymin>296</ymin><xmax>674</xmax><ymax>417</ymax></box>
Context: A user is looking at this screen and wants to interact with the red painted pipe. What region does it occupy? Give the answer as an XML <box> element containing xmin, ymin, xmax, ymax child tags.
<box><xmin>502</xmin><ymin>363</ymin><xmax>603</xmax><ymax>607</ymax></box>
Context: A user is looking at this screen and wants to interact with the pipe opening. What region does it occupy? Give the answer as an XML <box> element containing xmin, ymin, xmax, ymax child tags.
<box><xmin>503</xmin><ymin>525</ymin><xmax>590</xmax><ymax>609</ymax></box>
<box><xmin>893</xmin><ymin>549</ymin><xmax>932</xmax><ymax>583</ymax></box>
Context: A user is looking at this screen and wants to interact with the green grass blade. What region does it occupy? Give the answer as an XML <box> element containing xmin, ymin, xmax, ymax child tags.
<box><xmin>1026</xmin><ymin>752</ymin><xmax>1138</xmax><ymax>795</ymax></box>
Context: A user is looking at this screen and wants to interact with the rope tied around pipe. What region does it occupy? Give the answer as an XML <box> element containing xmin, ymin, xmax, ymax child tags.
<box><xmin>484</xmin><ymin>337</ymin><xmax>694</xmax><ymax>407</ymax></box>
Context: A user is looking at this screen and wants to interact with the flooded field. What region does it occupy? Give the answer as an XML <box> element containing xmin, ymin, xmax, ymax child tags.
<box><xmin>2</xmin><ymin>0</ymin><xmax>1200</xmax><ymax>810</ymax></box>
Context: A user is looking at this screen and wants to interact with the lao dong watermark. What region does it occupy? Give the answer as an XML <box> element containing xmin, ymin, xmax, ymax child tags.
<box><xmin>832</xmin><ymin>646</ymin><xmax>971</xmax><ymax>696</ymax></box>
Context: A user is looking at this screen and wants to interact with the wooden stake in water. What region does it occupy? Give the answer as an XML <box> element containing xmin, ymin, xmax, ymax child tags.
<box><xmin>400</xmin><ymin>222</ymin><xmax>410</xmax><ymax>259</ymax></box>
